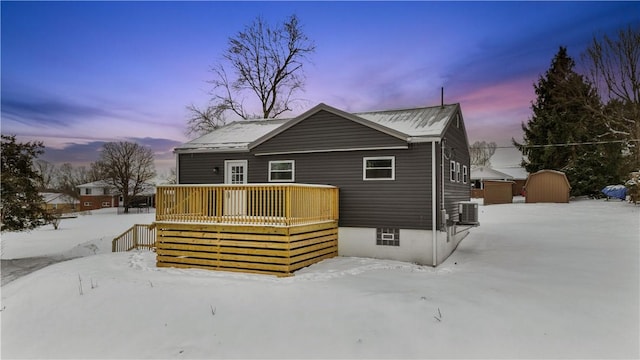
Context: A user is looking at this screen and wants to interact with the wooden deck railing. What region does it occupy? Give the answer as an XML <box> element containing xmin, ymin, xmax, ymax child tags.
<box><xmin>112</xmin><ymin>224</ymin><xmax>157</xmax><ymax>252</ymax></box>
<box><xmin>155</xmin><ymin>184</ymin><xmax>338</xmax><ymax>226</ymax></box>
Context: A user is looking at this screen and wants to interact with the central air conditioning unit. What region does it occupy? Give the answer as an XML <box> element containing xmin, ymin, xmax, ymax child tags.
<box><xmin>458</xmin><ymin>201</ymin><xmax>479</xmax><ymax>225</ymax></box>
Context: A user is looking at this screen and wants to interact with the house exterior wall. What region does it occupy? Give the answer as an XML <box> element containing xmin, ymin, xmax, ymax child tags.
<box><xmin>339</xmin><ymin>226</ymin><xmax>469</xmax><ymax>266</ymax></box>
<box><xmin>180</xmin><ymin>145</ymin><xmax>433</xmax><ymax>230</ymax></box>
<box><xmin>257</xmin><ymin>144</ymin><xmax>432</xmax><ymax>229</ymax></box>
<box><xmin>79</xmin><ymin>195</ymin><xmax>117</xmax><ymax>211</ymax></box>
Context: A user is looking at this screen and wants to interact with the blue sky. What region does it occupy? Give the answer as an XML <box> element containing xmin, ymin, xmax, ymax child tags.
<box><xmin>2</xmin><ymin>1</ymin><xmax>638</xmax><ymax>174</ymax></box>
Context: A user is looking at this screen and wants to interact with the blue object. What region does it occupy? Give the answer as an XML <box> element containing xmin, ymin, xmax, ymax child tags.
<box><xmin>601</xmin><ymin>185</ymin><xmax>627</xmax><ymax>200</ymax></box>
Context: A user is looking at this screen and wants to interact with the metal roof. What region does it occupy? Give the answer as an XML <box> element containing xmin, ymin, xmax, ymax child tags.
<box><xmin>176</xmin><ymin>118</ymin><xmax>290</xmax><ymax>152</ymax></box>
<box><xmin>355</xmin><ymin>104</ymin><xmax>458</xmax><ymax>140</ymax></box>
<box><xmin>175</xmin><ymin>103</ymin><xmax>460</xmax><ymax>153</ymax></box>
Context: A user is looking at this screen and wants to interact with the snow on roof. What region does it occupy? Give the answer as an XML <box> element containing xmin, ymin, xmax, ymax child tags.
<box><xmin>494</xmin><ymin>166</ymin><xmax>528</xmax><ymax>180</ymax></box>
<box><xmin>355</xmin><ymin>104</ymin><xmax>458</xmax><ymax>139</ymax></box>
<box><xmin>470</xmin><ymin>166</ymin><xmax>514</xmax><ymax>180</ymax></box>
<box><xmin>76</xmin><ymin>180</ymin><xmax>112</xmax><ymax>188</ymax></box>
<box><xmin>176</xmin><ymin>118</ymin><xmax>290</xmax><ymax>152</ymax></box>
<box><xmin>39</xmin><ymin>192</ymin><xmax>78</xmax><ymax>204</ymax></box>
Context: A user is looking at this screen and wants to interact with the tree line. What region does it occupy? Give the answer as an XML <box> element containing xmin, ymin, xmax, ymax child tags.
<box><xmin>1</xmin><ymin>136</ymin><xmax>156</xmax><ymax>232</ymax></box>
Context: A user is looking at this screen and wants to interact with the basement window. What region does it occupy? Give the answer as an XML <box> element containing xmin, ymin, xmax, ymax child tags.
<box><xmin>376</xmin><ymin>228</ymin><xmax>400</xmax><ymax>246</ymax></box>
<box><xmin>363</xmin><ymin>156</ymin><xmax>395</xmax><ymax>180</ymax></box>
<box><xmin>269</xmin><ymin>160</ymin><xmax>295</xmax><ymax>182</ymax></box>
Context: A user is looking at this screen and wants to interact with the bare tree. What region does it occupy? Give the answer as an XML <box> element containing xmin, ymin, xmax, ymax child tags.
<box><xmin>469</xmin><ymin>141</ymin><xmax>497</xmax><ymax>166</ymax></box>
<box><xmin>33</xmin><ymin>159</ymin><xmax>57</xmax><ymax>191</ymax></box>
<box><xmin>96</xmin><ymin>142</ymin><xmax>156</xmax><ymax>213</ymax></box>
<box><xmin>56</xmin><ymin>162</ymin><xmax>103</xmax><ymax>199</ymax></box>
<box><xmin>186</xmin><ymin>14</ymin><xmax>315</xmax><ymax>136</ymax></box>
<box><xmin>582</xmin><ymin>26</ymin><xmax>640</xmax><ymax>172</ymax></box>
<box><xmin>583</xmin><ymin>26</ymin><xmax>639</xmax><ymax>104</ymax></box>
<box><xmin>185</xmin><ymin>103</ymin><xmax>227</xmax><ymax>138</ymax></box>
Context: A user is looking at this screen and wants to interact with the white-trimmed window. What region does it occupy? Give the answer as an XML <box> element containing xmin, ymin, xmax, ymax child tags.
<box><xmin>269</xmin><ymin>160</ymin><xmax>295</xmax><ymax>182</ymax></box>
<box><xmin>84</xmin><ymin>202</ymin><xmax>92</xmax><ymax>207</ymax></box>
<box><xmin>450</xmin><ymin>161</ymin><xmax>456</xmax><ymax>182</ymax></box>
<box><xmin>102</xmin><ymin>202</ymin><xmax>111</xmax><ymax>207</ymax></box>
<box><xmin>456</xmin><ymin>162</ymin><xmax>461</xmax><ymax>182</ymax></box>
<box><xmin>363</xmin><ymin>156</ymin><xmax>395</xmax><ymax>180</ymax></box>
<box><xmin>85</xmin><ymin>188</ymin><xmax>92</xmax><ymax>195</ymax></box>
<box><xmin>463</xmin><ymin>165</ymin><xmax>468</xmax><ymax>184</ymax></box>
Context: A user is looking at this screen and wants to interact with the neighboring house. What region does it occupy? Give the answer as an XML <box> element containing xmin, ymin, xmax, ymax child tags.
<box><xmin>525</xmin><ymin>169</ymin><xmax>571</xmax><ymax>203</ymax></box>
<box><xmin>470</xmin><ymin>166</ymin><xmax>514</xmax><ymax>198</ymax></box>
<box><xmin>77</xmin><ymin>180</ymin><xmax>156</xmax><ymax>211</ymax></box>
<box><xmin>470</xmin><ymin>147</ymin><xmax>528</xmax><ymax>197</ymax></box>
<box><xmin>77</xmin><ymin>180</ymin><xmax>119</xmax><ymax>211</ymax></box>
<box><xmin>40</xmin><ymin>192</ymin><xmax>78</xmax><ymax>212</ymax></box>
<box><xmin>172</xmin><ymin>102</ymin><xmax>473</xmax><ymax>266</ymax></box>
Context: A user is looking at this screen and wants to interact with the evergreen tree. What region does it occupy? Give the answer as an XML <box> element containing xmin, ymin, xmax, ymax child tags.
<box><xmin>1</xmin><ymin>135</ymin><xmax>53</xmax><ymax>231</ymax></box>
<box><xmin>514</xmin><ymin>47</ymin><xmax>623</xmax><ymax>196</ymax></box>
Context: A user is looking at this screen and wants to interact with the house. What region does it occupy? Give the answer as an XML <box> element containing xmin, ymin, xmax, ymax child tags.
<box><xmin>470</xmin><ymin>146</ymin><xmax>528</xmax><ymax>198</ymax></box>
<box><xmin>77</xmin><ymin>180</ymin><xmax>118</xmax><ymax>211</ymax></box>
<box><xmin>470</xmin><ymin>166</ymin><xmax>514</xmax><ymax>198</ymax></box>
<box><xmin>524</xmin><ymin>169</ymin><xmax>571</xmax><ymax>203</ymax></box>
<box><xmin>40</xmin><ymin>192</ymin><xmax>78</xmax><ymax>212</ymax></box>
<box><xmin>77</xmin><ymin>180</ymin><xmax>156</xmax><ymax>211</ymax></box>
<box><xmin>160</xmin><ymin>102</ymin><xmax>473</xmax><ymax>273</ymax></box>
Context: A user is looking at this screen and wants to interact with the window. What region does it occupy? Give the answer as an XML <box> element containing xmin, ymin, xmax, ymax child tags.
<box><xmin>85</xmin><ymin>188</ymin><xmax>92</xmax><ymax>195</ymax></box>
<box><xmin>102</xmin><ymin>202</ymin><xmax>111</xmax><ymax>207</ymax></box>
<box><xmin>450</xmin><ymin>161</ymin><xmax>456</xmax><ymax>182</ymax></box>
<box><xmin>83</xmin><ymin>202</ymin><xmax>92</xmax><ymax>207</ymax></box>
<box><xmin>363</xmin><ymin>156</ymin><xmax>395</xmax><ymax>180</ymax></box>
<box><xmin>456</xmin><ymin>162</ymin><xmax>461</xmax><ymax>182</ymax></box>
<box><xmin>269</xmin><ymin>160</ymin><xmax>295</xmax><ymax>182</ymax></box>
<box><xmin>377</xmin><ymin>228</ymin><xmax>399</xmax><ymax>246</ymax></box>
<box><xmin>463</xmin><ymin>165</ymin><xmax>468</xmax><ymax>184</ymax></box>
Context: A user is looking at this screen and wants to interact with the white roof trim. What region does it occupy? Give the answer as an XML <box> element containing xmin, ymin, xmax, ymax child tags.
<box><xmin>254</xmin><ymin>145</ymin><xmax>409</xmax><ymax>156</ymax></box>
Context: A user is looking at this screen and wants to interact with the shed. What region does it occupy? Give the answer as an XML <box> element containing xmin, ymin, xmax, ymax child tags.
<box><xmin>483</xmin><ymin>180</ymin><xmax>514</xmax><ymax>205</ymax></box>
<box><xmin>524</xmin><ymin>170</ymin><xmax>571</xmax><ymax>203</ymax></box>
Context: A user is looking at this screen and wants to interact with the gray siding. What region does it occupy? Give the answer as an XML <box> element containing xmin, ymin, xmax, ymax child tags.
<box><xmin>441</xmin><ymin>108</ymin><xmax>471</xmax><ymax>224</ymax></box>
<box><xmin>253</xmin><ymin>110</ymin><xmax>407</xmax><ymax>154</ymax></box>
<box><xmin>178</xmin><ymin>152</ymin><xmax>252</xmax><ymax>184</ymax></box>
<box><xmin>256</xmin><ymin>144</ymin><xmax>433</xmax><ymax>229</ymax></box>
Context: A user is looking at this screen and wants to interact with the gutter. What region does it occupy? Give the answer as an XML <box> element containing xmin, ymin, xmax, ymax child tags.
<box><xmin>432</xmin><ymin>141</ymin><xmax>437</xmax><ymax>266</ymax></box>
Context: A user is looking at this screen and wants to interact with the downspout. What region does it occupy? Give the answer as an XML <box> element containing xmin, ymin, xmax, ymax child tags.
<box><xmin>432</xmin><ymin>141</ymin><xmax>437</xmax><ymax>266</ymax></box>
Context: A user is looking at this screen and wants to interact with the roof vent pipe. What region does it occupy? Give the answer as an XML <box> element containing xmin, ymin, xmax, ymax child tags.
<box><xmin>441</xmin><ymin>87</ymin><xmax>444</xmax><ymax>108</ymax></box>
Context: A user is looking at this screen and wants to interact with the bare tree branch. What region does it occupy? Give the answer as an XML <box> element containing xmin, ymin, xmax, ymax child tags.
<box><xmin>202</xmin><ymin>14</ymin><xmax>315</xmax><ymax>123</ymax></box>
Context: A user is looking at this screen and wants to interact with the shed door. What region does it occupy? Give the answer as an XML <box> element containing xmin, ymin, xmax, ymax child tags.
<box><xmin>224</xmin><ymin>160</ymin><xmax>247</xmax><ymax>215</ymax></box>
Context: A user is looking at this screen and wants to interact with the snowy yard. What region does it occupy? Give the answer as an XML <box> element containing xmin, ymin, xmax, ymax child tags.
<box><xmin>1</xmin><ymin>199</ymin><xmax>638</xmax><ymax>359</ymax></box>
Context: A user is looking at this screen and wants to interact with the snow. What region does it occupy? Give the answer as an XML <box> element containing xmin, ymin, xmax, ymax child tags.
<box><xmin>1</xmin><ymin>199</ymin><xmax>639</xmax><ymax>359</ymax></box>
<box><xmin>176</xmin><ymin>118</ymin><xmax>290</xmax><ymax>152</ymax></box>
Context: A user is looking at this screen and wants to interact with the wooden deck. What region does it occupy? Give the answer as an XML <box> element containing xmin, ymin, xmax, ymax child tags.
<box><xmin>154</xmin><ymin>184</ymin><xmax>339</xmax><ymax>276</ymax></box>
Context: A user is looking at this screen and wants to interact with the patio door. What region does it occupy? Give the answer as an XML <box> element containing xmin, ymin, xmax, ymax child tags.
<box><xmin>224</xmin><ymin>160</ymin><xmax>247</xmax><ymax>216</ymax></box>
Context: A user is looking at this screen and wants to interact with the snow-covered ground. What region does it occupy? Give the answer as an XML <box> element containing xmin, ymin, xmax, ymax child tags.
<box><xmin>1</xmin><ymin>199</ymin><xmax>638</xmax><ymax>359</ymax></box>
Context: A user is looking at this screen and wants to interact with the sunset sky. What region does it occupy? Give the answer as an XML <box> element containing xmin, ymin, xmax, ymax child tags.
<box><xmin>2</xmin><ymin>1</ymin><xmax>638</xmax><ymax>175</ymax></box>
